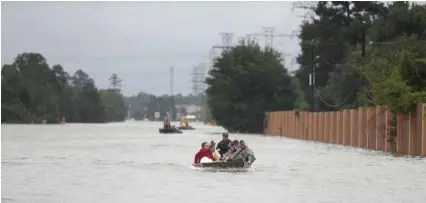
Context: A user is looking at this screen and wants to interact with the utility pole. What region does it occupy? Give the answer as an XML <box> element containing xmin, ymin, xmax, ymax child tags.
<box><xmin>169</xmin><ymin>66</ymin><xmax>175</xmax><ymax>120</ymax></box>
<box><xmin>127</xmin><ymin>104</ymin><xmax>131</xmax><ymax>120</ymax></box>
<box><xmin>309</xmin><ymin>40</ymin><xmax>316</xmax><ymax>112</ymax></box>
<box><xmin>361</xmin><ymin>20</ymin><xmax>366</xmax><ymax>58</ymax></box>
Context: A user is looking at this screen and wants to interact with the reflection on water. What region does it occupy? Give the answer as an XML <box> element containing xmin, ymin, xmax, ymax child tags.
<box><xmin>2</xmin><ymin>122</ymin><xmax>426</xmax><ymax>203</ymax></box>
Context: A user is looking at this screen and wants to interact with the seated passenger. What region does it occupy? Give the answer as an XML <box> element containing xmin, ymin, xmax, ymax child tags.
<box><xmin>216</xmin><ymin>133</ymin><xmax>232</xmax><ymax>156</ymax></box>
<box><xmin>222</xmin><ymin>140</ymin><xmax>240</xmax><ymax>162</ymax></box>
<box><xmin>194</xmin><ymin>142</ymin><xmax>217</xmax><ymax>164</ymax></box>
<box><xmin>228</xmin><ymin>140</ymin><xmax>256</xmax><ymax>164</ymax></box>
<box><xmin>209</xmin><ymin>141</ymin><xmax>221</xmax><ymax>160</ymax></box>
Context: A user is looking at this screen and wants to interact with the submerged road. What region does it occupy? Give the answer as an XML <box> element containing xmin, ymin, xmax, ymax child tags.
<box><xmin>2</xmin><ymin>122</ymin><xmax>426</xmax><ymax>203</ymax></box>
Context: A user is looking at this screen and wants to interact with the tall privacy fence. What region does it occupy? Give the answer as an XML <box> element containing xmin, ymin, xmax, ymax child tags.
<box><xmin>264</xmin><ymin>104</ymin><xmax>426</xmax><ymax>157</ymax></box>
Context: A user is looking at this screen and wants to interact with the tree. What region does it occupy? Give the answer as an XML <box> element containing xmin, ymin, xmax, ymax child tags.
<box><xmin>99</xmin><ymin>89</ymin><xmax>127</xmax><ymax>122</ymax></box>
<box><xmin>1</xmin><ymin>64</ymin><xmax>30</xmax><ymax>123</ymax></box>
<box><xmin>295</xmin><ymin>1</ymin><xmax>387</xmax><ymax>111</ymax></box>
<box><xmin>109</xmin><ymin>73</ymin><xmax>122</xmax><ymax>90</ymax></box>
<box><xmin>292</xmin><ymin>2</ymin><xmax>426</xmax><ymax>151</ymax></box>
<box><xmin>1</xmin><ymin>53</ymin><xmax>112</xmax><ymax>124</ymax></box>
<box><xmin>206</xmin><ymin>40</ymin><xmax>297</xmax><ymax>133</ymax></box>
<box><xmin>72</xmin><ymin>70</ymin><xmax>105</xmax><ymax>123</ymax></box>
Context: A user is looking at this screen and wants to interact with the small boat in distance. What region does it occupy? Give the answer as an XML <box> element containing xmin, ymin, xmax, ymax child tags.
<box><xmin>178</xmin><ymin>116</ymin><xmax>196</xmax><ymax>130</ymax></box>
<box><xmin>159</xmin><ymin>126</ymin><xmax>183</xmax><ymax>134</ymax></box>
<box><xmin>177</xmin><ymin>125</ymin><xmax>195</xmax><ymax>130</ymax></box>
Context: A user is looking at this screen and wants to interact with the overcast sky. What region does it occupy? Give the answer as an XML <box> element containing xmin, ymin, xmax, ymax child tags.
<box><xmin>2</xmin><ymin>1</ymin><xmax>305</xmax><ymax>96</ymax></box>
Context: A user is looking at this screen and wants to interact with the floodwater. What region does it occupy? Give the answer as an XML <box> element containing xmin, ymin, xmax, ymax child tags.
<box><xmin>2</xmin><ymin>122</ymin><xmax>426</xmax><ymax>203</ymax></box>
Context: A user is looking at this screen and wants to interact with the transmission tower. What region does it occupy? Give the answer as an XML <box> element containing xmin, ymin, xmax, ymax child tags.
<box><xmin>292</xmin><ymin>1</ymin><xmax>317</xmax><ymax>20</ymax></box>
<box><xmin>189</xmin><ymin>32</ymin><xmax>234</xmax><ymax>123</ymax></box>
<box><xmin>246</xmin><ymin>26</ymin><xmax>296</xmax><ymax>50</ymax></box>
<box><xmin>191</xmin><ymin>63</ymin><xmax>209</xmax><ymax>122</ymax></box>
<box><xmin>213</xmin><ymin>32</ymin><xmax>234</xmax><ymax>50</ymax></box>
<box><xmin>263</xmin><ymin>26</ymin><xmax>275</xmax><ymax>49</ymax></box>
<box><xmin>191</xmin><ymin>64</ymin><xmax>206</xmax><ymax>95</ymax></box>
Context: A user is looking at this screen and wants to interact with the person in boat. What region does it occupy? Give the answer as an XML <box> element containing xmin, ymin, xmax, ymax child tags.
<box><xmin>194</xmin><ymin>141</ymin><xmax>217</xmax><ymax>164</ymax></box>
<box><xmin>216</xmin><ymin>132</ymin><xmax>232</xmax><ymax>156</ymax></box>
<box><xmin>221</xmin><ymin>140</ymin><xmax>240</xmax><ymax>161</ymax></box>
<box><xmin>179</xmin><ymin>117</ymin><xmax>186</xmax><ymax>128</ymax></box>
<box><xmin>228</xmin><ymin>140</ymin><xmax>256</xmax><ymax>164</ymax></box>
<box><xmin>163</xmin><ymin>116</ymin><xmax>171</xmax><ymax>129</ymax></box>
<box><xmin>209</xmin><ymin>141</ymin><xmax>221</xmax><ymax>160</ymax></box>
<box><xmin>180</xmin><ymin>118</ymin><xmax>190</xmax><ymax>128</ymax></box>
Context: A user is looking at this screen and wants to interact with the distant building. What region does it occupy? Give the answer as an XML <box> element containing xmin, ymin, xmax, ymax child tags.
<box><xmin>175</xmin><ymin>104</ymin><xmax>201</xmax><ymax>120</ymax></box>
<box><xmin>182</xmin><ymin>115</ymin><xmax>197</xmax><ymax>121</ymax></box>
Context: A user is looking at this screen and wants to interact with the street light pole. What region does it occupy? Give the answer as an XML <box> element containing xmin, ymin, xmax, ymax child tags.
<box><xmin>361</xmin><ymin>20</ymin><xmax>366</xmax><ymax>58</ymax></box>
<box><xmin>310</xmin><ymin>39</ymin><xmax>316</xmax><ymax>112</ymax></box>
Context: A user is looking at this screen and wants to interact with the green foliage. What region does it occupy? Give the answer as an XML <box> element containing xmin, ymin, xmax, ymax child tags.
<box><xmin>296</xmin><ymin>1</ymin><xmax>387</xmax><ymax>111</ymax></box>
<box><xmin>100</xmin><ymin>89</ymin><xmax>127</xmax><ymax>122</ymax></box>
<box><xmin>362</xmin><ymin>36</ymin><xmax>426</xmax><ymax>114</ymax></box>
<box><xmin>206</xmin><ymin>40</ymin><xmax>297</xmax><ymax>133</ymax></box>
<box><xmin>291</xmin><ymin>77</ymin><xmax>309</xmax><ymax>111</ymax></box>
<box><xmin>296</xmin><ymin>1</ymin><xmax>426</xmax><ymax>112</ymax></box>
<box><xmin>99</xmin><ymin>73</ymin><xmax>127</xmax><ymax>122</ymax></box>
<box><xmin>1</xmin><ymin>53</ymin><xmax>127</xmax><ymax>123</ymax></box>
<box><xmin>109</xmin><ymin>73</ymin><xmax>122</xmax><ymax>90</ymax></box>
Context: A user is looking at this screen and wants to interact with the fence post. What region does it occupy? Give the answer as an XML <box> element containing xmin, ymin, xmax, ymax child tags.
<box><xmin>358</xmin><ymin>107</ymin><xmax>363</xmax><ymax>148</ymax></box>
<box><xmin>375</xmin><ymin>107</ymin><xmax>380</xmax><ymax>151</ymax></box>
<box><xmin>319</xmin><ymin>112</ymin><xmax>324</xmax><ymax>142</ymax></box>
<box><xmin>350</xmin><ymin>109</ymin><xmax>354</xmax><ymax>147</ymax></box>
<box><xmin>409</xmin><ymin>111</ymin><xmax>415</xmax><ymax>156</ymax></box>
<box><xmin>337</xmin><ymin>111</ymin><xmax>342</xmax><ymax>145</ymax></box>
<box><xmin>421</xmin><ymin>104</ymin><xmax>426</xmax><ymax>157</ymax></box>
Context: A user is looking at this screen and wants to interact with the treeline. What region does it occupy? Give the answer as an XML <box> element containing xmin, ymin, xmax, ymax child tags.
<box><xmin>296</xmin><ymin>1</ymin><xmax>426</xmax><ymax>112</ymax></box>
<box><xmin>124</xmin><ymin>93</ymin><xmax>204</xmax><ymax>121</ymax></box>
<box><xmin>1</xmin><ymin>53</ymin><xmax>127</xmax><ymax>123</ymax></box>
<box><xmin>206</xmin><ymin>1</ymin><xmax>426</xmax><ymax>133</ymax></box>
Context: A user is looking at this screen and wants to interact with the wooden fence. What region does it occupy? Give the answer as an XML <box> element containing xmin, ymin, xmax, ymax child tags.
<box><xmin>264</xmin><ymin>103</ymin><xmax>426</xmax><ymax>157</ymax></box>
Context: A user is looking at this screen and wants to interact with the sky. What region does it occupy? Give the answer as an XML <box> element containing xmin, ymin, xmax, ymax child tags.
<box><xmin>1</xmin><ymin>1</ymin><xmax>305</xmax><ymax>96</ymax></box>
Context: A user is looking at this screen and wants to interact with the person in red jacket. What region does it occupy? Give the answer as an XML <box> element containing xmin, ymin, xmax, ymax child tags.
<box><xmin>163</xmin><ymin>117</ymin><xmax>171</xmax><ymax>128</ymax></box>
<box><xmin>194</xmin><ymin>142</ymin><xmax>217</xmax><ymax>164</ymax></box>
